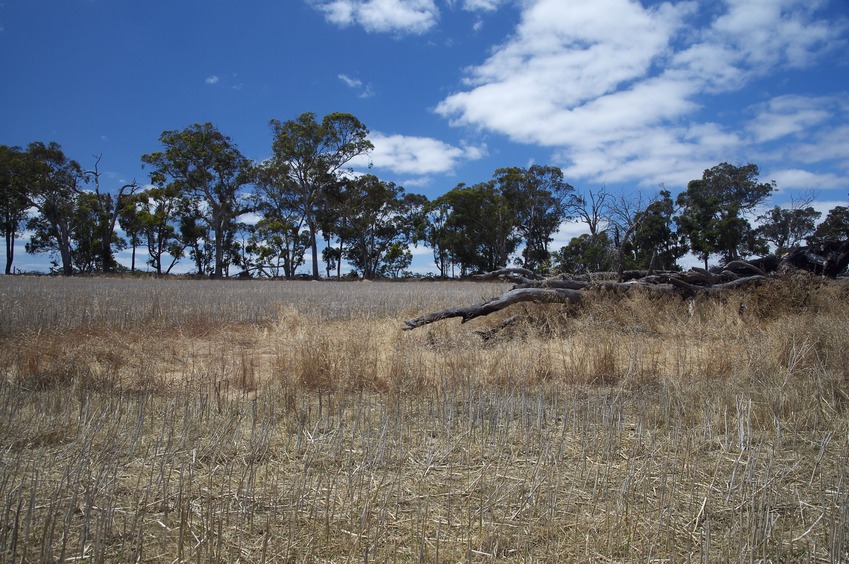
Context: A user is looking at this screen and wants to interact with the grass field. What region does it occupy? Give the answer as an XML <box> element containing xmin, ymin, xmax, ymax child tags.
<box><xmin>0</xmin><ymin>275</ymin><xmax>847</xmax><ymax>561</ymax></box>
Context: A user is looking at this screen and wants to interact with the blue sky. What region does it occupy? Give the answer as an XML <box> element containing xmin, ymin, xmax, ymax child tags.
<box><xmin>2</xmin><ymin>0</ymin><xmax>848</xmax><ymax>274</ymax></box>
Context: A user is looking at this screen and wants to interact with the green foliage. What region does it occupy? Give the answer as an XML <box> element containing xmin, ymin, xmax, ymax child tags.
<box><xmin>494</xmin><ymin>165</ymin><xmax>575</xmax><ymax>272</ymax></box>
<box><xmin>381</xmin><ymin>242</ymin><xmax>412</xmax><ymax>278</ymax></box>
<box><xmin>0</xmin><ymin>145</ymin><xmax>33</xmax><ymax>274</ymax></box>
<box><xmin>268</xmin><ymin>112</ymin><xmax>373</xmax><ymax>279</ymax></box>
<box><xmin>119</xmin><ymin>186</ymin><xmax>187</xmax><ymax>274</ymax></box>
<box><xmin>252</xmin><ymin>159</ymin><xmax>311</xmax><ymax>279</ymax></box>
<box><xmin>676</xmin><ymin>162</ymin><xmax>774</xmax><ymax>267</ymax></box>
<box><xmin>23</xmin><ymin>142</ymin><xmax>85</xmax><ymax>275</ymax></box>
<box><xmin>437</xmin><ymin>181</ymin><xmax>520</xmax><ymax>275</ymax></box>
<box><xmin>809</xmin><ymin>205</ymin><xmax>849</xmax><ymax>245</ymax></box>
<box><xmin>623</xmin><ymin>190</ymin><xmax>686</xmax><ymax>270</ymax></box>
<box><xmin>141</xmin><ymin>123</ymin><xmax>253</xmax><ymax>278</ymax></box>
<box><xmin>756</xmin><ymin>205</ymin><xmax>821</xmax><ymax>254</ymax></box>
<box><xmin>15</xmin><ymin>127</ymin><xmax>847</xmax><ymax>281</ymax></box>
<box><xmin>423</xmin><ymin>199</ymin><xmax>454</xmax><ymax>277</ymax></box>
<box><xmin>66</xmin><ymin>191</ymin><xmax>126</xmax><ymax>273</ymax></box>
<box><xmin>552</xmin><ymin>232</ymin><xmax>616</xmax><ymax>274</ymax></box>
<box><xmin>335</xmin><ymin>175</ymin><xmax>422</xmax><ymax>279</ymax></box>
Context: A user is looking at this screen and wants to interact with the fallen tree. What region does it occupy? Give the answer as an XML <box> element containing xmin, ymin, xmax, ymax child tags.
<box><xmin>403</xmin><ymin>248</ymin><xmax>845</xmax><ymax>331</ymax></box>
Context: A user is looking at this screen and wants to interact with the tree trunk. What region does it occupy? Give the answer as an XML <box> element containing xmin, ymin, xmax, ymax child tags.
<box><xmin>309</xmin><ymin>219</ymin><xmax>319</xmax><ymax>279</ymax></box>
<box><xmin>4</xmin><ymin>225</ymin><xmax>13</xmax><ymax>275</ymax></box>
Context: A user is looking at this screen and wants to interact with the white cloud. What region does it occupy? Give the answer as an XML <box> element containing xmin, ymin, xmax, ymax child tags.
<box><xmin>746</xmin><ymin>95</ymin><xmax>833</xmax><ymax>143</ymax></box>
<box><xmin>311</xmin><ymin>0</ymin><xmax>439</xmax><ymax>34</ymax></box>
<box><xmin>205</xmin><ymin>75</ymin><xmax>219</xmax><ymax>85</ymax></box>
<box><xmin>338</xmin><ymin>73</ymin><xmax>375</xmax><ymax>98</ymax></box>
<box><xmin>710</xmin><ymin>0</ymin><xmax>846</xmax><ymax>69</ymax></box>
<box><xmin>767</xmin><ymin>168</ymin><xmax>846</xmax><ymax>191</ymax></box>
<box><xmin>461</xmin><ymin>0</ymin><xmax>506</xmax><ymax>11</ymax></box>
<box><xmin>436</xmin><ymin>0</ymin><xmax>847</xmax><ymax>187</ymax></box>
<box><xmin>549</xmin><ymin>220</ymin><xmax>593</xmax><ymax>250</ymax></box>
<box><xmin>353</xmin><ymin>132</ymin><xmax>487</xmax><ymax>176</ymax></box>
<box><xmin>338</xmin><ymin>73</ymin><xmax>362</xmax><ymax>88</ymax></box>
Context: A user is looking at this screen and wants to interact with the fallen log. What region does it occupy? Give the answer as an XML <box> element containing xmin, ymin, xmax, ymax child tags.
<box><xmin>472</xmin><ymin>267</ymin><xmax>542</xmax><ymax>283</ymax></box>
<box><xmin>403</xmin><ymin>287</ymin><xmax>581</xmax><ymax>330</ymax></box>
<box><xmin>403</xmin><ymin>269</ymin><xmax>769</xmax><ymax>330</ymax></box>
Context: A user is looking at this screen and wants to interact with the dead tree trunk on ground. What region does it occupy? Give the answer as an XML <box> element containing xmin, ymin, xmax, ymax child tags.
<box><xmin>402</xmin><ymin>251</ymin><xmax>841</xmax><ymax>331</ymax></box>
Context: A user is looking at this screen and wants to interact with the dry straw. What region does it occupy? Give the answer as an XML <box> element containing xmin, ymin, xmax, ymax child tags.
<box><xmin>0</xmin><ymin>275</ymin><xmax>847</xmax><ymax>560</ymax></box>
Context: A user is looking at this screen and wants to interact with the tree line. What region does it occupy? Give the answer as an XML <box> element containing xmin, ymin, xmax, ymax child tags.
<box><xmin>2</xmin><ymin>112</ymin><xmax>848</xmax><ymax>278</ymax></box>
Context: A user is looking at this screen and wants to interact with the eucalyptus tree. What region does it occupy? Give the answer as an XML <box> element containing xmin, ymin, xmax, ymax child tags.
<box><xmin>423</xmin><ymin>198</ymin><xmax>455</xmax><ymax>277</ymax></box>
<box><xmin>117</xmin><ymin>192</ymin><xmax>145</xmax><ymax>272</ymax></box>
<box><xmin>808</xmin><ymin>205</ymin><xmax>849</xmax><ymax>275</ymax></box>
<box><xmin>381</xmin><ymin>243</ymin><xmax>411</xmax><ymax>277</ymax></box>
<box><xmin>810</xmin><ymin>205</ymin><xmax>849</xmax><ymax>245</ymax></box>
<box><xmin>609</xmin><ymin>190</ymin><xmax>685</xmax><ymax>272</ymax></box>
<box><xmin>337</xmin><ymin>174</ymin><xmax>423</xmax><ymax>279</ymax></box>
<box><xmin>119</xmin><ymin>185</ymin><xmax>186</xmax><ymax>275</ymax></box>
<box><xmin>142</xmin><ymin>123</ymin><xmax>253</xmax><ymax>277</ymax></box>
<box><xmin>63</xmin><ymin>190</ymin><xmax>128</xmax><ymax>273</ymax></box>
<box><xmin>494</xmin><ymin>165</ymin><xmax>575</xmax><ymax>271</ymax></box>
<box><xmin>252</xmin><ymin>158</ymin><xmax>310</xmax><ymax>279</ymax></box>
<box><xmin>565</xmin><ymin>186</ymin><xmax>612</xmax><ymax>273</ymax></box>
<box><xmin>626</xmin><ymin>190</ymin><xmax>686</xmax><ymax>270</ymax></box>
<box><xmin>0</xmin><ymin>145</ymin><xmax>32</xmax><ymax>274</ymax></box>
<box><xmin>552</xmin><ymin>232</ymin><xmax>616</xmax><ymax>274</ymax></box>
<box><xmin>316</xmin><ymin>178</ymin><xmax>352</xmax><ymax>280</ymax></box>
<box><xmin>23</xmin><ymin>141</ymin><xmax>85</xmax><ymax>275</ymax></box>
<box><xmin>438</xmin><ymin>181</ymin><xmax>520</xmax><ymax>275</ymax></box>
<box><xmin>268</xmin><ymin>112</ymin><xmax>373</xmax><ymax>279</ymax></box>
<box><xmin>571</xmin><ymin>186</ymin><xmax>609</xmax><ymax>238</ymax></box>
<box><xmin>81</xmin><ymin>155</ymin><xmax>137</xmax><ymax>273</ymax></box>
<box><xmin>676</xmin><ymin>162</ymin><xmax>774</xmax><ymax>268</ymax></box>
<box><xmin>757</xmin><ymin>204</ymin><xmax>820</xmax><ymax>254</ymax></box>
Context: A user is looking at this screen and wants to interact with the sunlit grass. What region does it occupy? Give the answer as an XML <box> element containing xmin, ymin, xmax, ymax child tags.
<box><xmin>0</xmin><ymin>274</ymin><xmax>847</xmax><ymax>560</ymax></box>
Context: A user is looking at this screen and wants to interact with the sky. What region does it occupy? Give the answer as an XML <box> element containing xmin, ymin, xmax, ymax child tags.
<box><xmin>2</xmin><ymin>0</ymin><xmax>848</xmax><ymax>274</ymax></box>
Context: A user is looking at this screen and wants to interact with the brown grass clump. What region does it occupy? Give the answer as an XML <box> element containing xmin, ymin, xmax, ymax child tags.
<box><xmin>0</xmin><ymin>275</ymin><xmax>847</xmax><ymax>561</ymax></box>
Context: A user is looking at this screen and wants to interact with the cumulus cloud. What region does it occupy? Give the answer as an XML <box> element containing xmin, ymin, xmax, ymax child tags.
<box><xmin>436</xmin><ymin>0</ymin><xmax>847</xmax><ymax>187</ymax></box>
<box><xmin>352</xmin><ymin>132</ymin><xmax>487</xmax><ymax>176</ymax></box>
<box><xmin>205</xmin><ymin>75</ymin><xmax>219</xmax><ymax>85</ymax></box>
<box><xmin>310</xmin><ymin>0</ymin><xmax>439</xmax><ymax>34</ymax></box>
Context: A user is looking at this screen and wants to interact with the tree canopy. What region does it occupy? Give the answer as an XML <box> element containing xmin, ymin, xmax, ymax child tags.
<box><xmin>676</xmin><ymin>163</ymin><xmax>774</xmax><ymax>268</ymax></box>
<box><xmin>6</xmin><ymin>115</ymin><xmax>848</xmax><ymax>279</ymax></box>
<box><xmin>268</xmin><ymin>112</ymin><xmax>373</xmax><ymax>279</ymax></box>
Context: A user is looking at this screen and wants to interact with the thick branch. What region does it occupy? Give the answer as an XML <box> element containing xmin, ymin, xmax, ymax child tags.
<box><xmin>403</xmin><ymin>287</ymin><xmax>581</xmax><ymax>330</ymax></box>
<box><xmin>403</xmin><ymin>268</ymin><xmax>770</xmax><ymax>331</ymax></box>
<box><xmin>472</xmin><ymin>267</ymin><xmax>542</xmax><ymax>282</ymax></box>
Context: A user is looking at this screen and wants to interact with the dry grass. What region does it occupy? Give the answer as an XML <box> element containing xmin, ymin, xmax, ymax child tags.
<box><xmin>0</xmin><ymin>274</ymin><xmax>848</xmax><ymax>561</ymax></box>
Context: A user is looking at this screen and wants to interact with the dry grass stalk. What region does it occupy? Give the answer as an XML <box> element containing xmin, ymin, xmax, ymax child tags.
<box><xmin>0</xmin><ymin>275</ymin><xmax>847</xmax><ymax>560</ymax></box>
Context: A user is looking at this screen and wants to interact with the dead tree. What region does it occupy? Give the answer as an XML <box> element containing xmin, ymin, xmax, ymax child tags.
<box><xmin>402</xmin><ymin>252</ymin><xmax>840</xmax><ymax>331</ymax></box>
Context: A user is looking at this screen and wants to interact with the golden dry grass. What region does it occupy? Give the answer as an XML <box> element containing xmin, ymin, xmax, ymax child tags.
<box><xmin>0</xmin><ymin>274</ymin><xmax>847</xmax><ymax>561</ymax></box>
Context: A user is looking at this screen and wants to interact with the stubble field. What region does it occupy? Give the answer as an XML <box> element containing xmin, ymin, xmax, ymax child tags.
<box><xmin>0</xmin><ymin>275</ymin><xmax>847</xmax><ymax>562</ymax></box>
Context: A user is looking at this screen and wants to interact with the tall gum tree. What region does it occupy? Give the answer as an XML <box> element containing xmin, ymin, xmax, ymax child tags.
<box><xmin>0</xmin><ymin>145</ymin><xmax>32</xmax><ymax>274</ymax></box>
<box><xmin>252</xmin><ymin>158</ymin><xmax>310</xmax><ymax>279</ymax></box>
<box><xmin>676</xmin><ymin>162</ymin><xmax>774</xmax><ymax>268</ymax></box>
<box><xmin>142</xmin><ymin>123</ymin><xmax>253</xmax><ymax>278</ymax></box>
<box><xmin>24</xmin><ymin>142</ymin><xmax>84</xmax><ymax>275</ymax></box>
<box><xmin>494</xmin><ymin>165</ymin><xmax>575</xmax><ymax>272</ymax></box>
<box><xmin>268</xmin><ymin>112</ymin><xmax>373</xmax><ymax>279</ymax></box>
